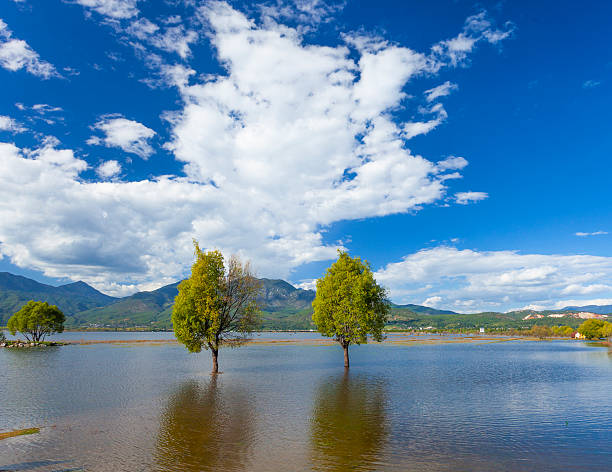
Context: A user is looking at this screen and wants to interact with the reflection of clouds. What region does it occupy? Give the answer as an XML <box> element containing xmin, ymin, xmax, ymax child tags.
<box><xmin>310</xmin><ymin>372</ymin><xmax>388</xmax><ymax>471</ymax></box>
<box><xmin>154</xmin><ymin>378</ymin><xmax>254</xmax><ymax>472</ymax></box>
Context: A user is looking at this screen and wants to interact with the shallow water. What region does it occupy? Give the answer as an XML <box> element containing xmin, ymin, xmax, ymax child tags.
<box><xmin>1</xmin><ymin>335</ymin><xmax>611</xmax><ymax>471</ymax></box>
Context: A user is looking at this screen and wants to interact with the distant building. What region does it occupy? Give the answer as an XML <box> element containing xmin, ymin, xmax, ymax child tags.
<box><xmin>523</xmin><ymin>314</ymin><xmax>545</xmax><ymax>320</ymax></box>
<box><xmin>479</xmin><ymin>327</ymin><xmax>485</xmax><ymax>334</ymax></box>
<box><xmin>573</xmin><ymin>332</ymin><xmax>584</xmax><ymax>339</ymax></box>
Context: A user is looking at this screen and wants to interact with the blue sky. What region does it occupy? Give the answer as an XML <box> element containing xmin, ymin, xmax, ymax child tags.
<box><xmin>1</xmin><ymin>0</ymin><xmax>611</xmax><ymax>312</ymax></box>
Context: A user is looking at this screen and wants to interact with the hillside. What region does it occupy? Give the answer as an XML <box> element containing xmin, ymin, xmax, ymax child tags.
<box><xmin>74</xmin><ymin>278</ymin><xmax>318</xmax><ymax>329</ymax></box>
<box><xmin>0</xmin><ymin>272</ymin><xmax>116</xmax><ymax>324</ymax></box>
<box><xmin>1</xmin><ymin>271</ymin><xmax>600</xmax><ymax>330</ymax></box>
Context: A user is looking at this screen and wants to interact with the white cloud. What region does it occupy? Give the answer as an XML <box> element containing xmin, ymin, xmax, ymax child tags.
<box><xmin>424</xmin><ymin>81</ymin><xmax>458</xmax><ymax>102</ymax></box>
<box><xmin>69</xmin><ymin>0</ymin><xmax>140</xmax><ymax>19</ymax></box>
<box><xmin>294</xmin><ymin>279</ymin><xmax>317</xmax><ymax>291</ymax></box>
<box><xmin>376</xmin><ymin>246</ymin><xmax>612</xmax><ymax>312</ymax></box>
<box><xmin>582</xmin><ymin>79</ymin><xmax>601</xmax><ymax>89</ymax></box>
<box><xmin>436</xmin><ymin>155</ymin><xmax>468</xmax><ymax>172</ymax></box>
<box><xmin>0</xmin><ymin>19</ymin><xmax>59</xmax><ymax>78</ymax></box>
<box><xmin>575</xmin><ymin>231</ymin><xmax>608</xmax><ymax>237</ymax></box>
<box><xmin>431</xmin><ymin>11</ymin><xmax>513</xmax><ymax>66</ymax></box>
<box><xmin>88</xmin><ymin>116</ymin><xmax>156</xmax><ymax>158</ymax></box>
<box><xmin>0</xmin><ymin>3</ymin><xmax>512</xmax><ymax>295</ymax></box>
<box><xmin>127</xmin><ymin>18</ymin><xmax>198</xmax><ymax>59</ymax></box>
<box><xmin>260</xmin><ymin>0</ymin><xmax>346</xmax><ymax>29</ymax></box>
<box><xmin>455</xmin><ymin>191</ymin><xmax>488</xmax><ymax>205</ymax></box>
<box><xmin>0</xmin><ymin>115</ymin><xmax>26</xmax><ymax>133</ymax></box>
<box><xmin>403</xmin><ymin>103</ymin><xmax>448</xmax><ymax>139</ymax></box>
<box><xmin>96</xmin><ymin>160</ymin><xmax>121</xmax><ymax>179</ymax></box>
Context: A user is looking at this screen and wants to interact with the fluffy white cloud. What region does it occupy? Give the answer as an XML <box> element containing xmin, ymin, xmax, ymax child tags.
<box><xmin>0</xmin><ymin>19</ymin><xmax>59</xmax><ymax>78</ymax></box>
<box><xmin>455</xmin><ymin>191</ymin><xmax>488</xmax><ymax>204</ymax></box>
<box><xmin>376</xmin><ymin>246</ymin><xmax>612</xmax><ymax>312</ymax></box>
<box><xmin>70</xmin><ymin>0</ymin><xmax>140</xmax><ymax>19</ymax></box>
<box><xmin>0</xmin><ymin>3</ymin><xmax>511</xmax><ymax>294</ymax></box>
<box><xmin>0</xmin><ymin>115</ymin><xmax>26</xmax><ymax>133</ymax></box>
<box><xmin>88</xmin><ymin>116</ymin><xmax>156</xmax><ymax>158</ymax></box>
<box><xmin>436</xmin><ymin>155</ymin><xmax>468</xmax><ymax>172</ymax></box>
<box><xmin>96</xmin><ymin>160</ymin><xmax>121</xmax><ymax>179</ymax></box>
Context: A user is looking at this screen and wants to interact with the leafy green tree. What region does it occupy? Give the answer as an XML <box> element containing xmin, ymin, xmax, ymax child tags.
<box><xmin>312</xmin><ymin>251</ymin><xmax>390</xmax><ymax>368</ymax></box>
<box><xmin>172</xmin><ymin>242</ymin><xmax>261</xmax><ymax>373</ymax></box>
<box><xmin>578</xmin><ymin>319</ymin><xmax>606</xmax><ymax>340</ymax></box>
<box><xmin>7</xmin><ymin>300</ymin><xmax>65</xmax><ymax>342</ymax></box>
<box><xmin>601</xmin><ymin>321</ymin><xmax>612</xmax><ymax>340</ymax></box>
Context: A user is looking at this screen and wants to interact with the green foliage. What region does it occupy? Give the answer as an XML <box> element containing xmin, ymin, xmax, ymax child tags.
<box><xmin>530</xmin><ymin>325</ymin><xmax>552</xmax><ymax>339</ymax></box>
<box><xmin>172</xmin><ymin>242</ymin><xmax>261</xmax><ymax>372</ymax></box>
<box><xmin>7</xmin><ymin>300</ymin><xmax>65</xmax><ymax>342</ymax></box>
<box><xmin>312</xmin><ymin>251</ymin><xmax>390</xmax><ymax>348</ymax></box>
<box><xmin>602</xmin><ymin>321</ymin><xmax>612</xmax><ymax>338</ymax></box>
<box><xmin>578</xmin><ymin>319</ymin><xmax>607</xmax><ymax>340</ymax></box>
<box><xmin>551</xmin><ymin>325</ymin><xmax>574</xmax><ymax>337</ymax></box>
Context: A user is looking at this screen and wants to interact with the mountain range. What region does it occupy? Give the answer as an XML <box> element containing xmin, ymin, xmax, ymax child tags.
<box><xmin>1</xmin><ymin>271</ymin><xmax>611</xmax><ymax>330</ymax></box>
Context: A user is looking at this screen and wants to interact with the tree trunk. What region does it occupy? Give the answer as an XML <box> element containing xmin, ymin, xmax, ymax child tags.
<box><xmin>211</xmin><ymin>349</ymin><xmax>219</xmax><ymax>374</ymax></box>
<box><xmin>343</xmin><ymin>343</ymin><xmax>350</xmax><ymax>369</ymax></box>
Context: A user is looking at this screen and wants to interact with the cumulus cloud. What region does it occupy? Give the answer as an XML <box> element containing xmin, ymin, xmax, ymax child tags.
<box><xmin>575</xmin><ymin>231</ymin><xmax>608</xmax><ymax>237</ymax></box>
<box><xmin>88</xmin><ymin>115</ymin><xmax>156</xmax><ymax>158</ymax></box>
<box><xmin>376</xmin><ymin>246</ymin><xmax>612</xmax><ymax>312</ymax></box>
<box><xmin>96</xmin><ymin>160</ymin><xmax>121</xmax><ymax>179</ymax></box>
<box><xmin>69</xmin><ymin>0</ymin><xmax>140</xmax><ymax>19</ymax></box>
<box><xmin>455</xmin><ymin>191</ymin><xmax>488</xmax><ymax>204</ymax></box>
<box><xmin>0</xmin><ymin>115</ymin><xmax>26</xmax><ymax>133</ymax></box>
<box><xmin>0</xmin><ymin>19</ymin><xmax>59</xmax><ymax>78</ymax></box>
<box><xmin>0</xmin><ymin>3</ymin><xmax>511</xmax><ymax>294</ymax></box>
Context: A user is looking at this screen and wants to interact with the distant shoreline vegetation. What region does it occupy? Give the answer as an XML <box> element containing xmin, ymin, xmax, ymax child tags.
<box><xmin>2</xmin><ymin>272</ymin><xmax>611</xmax><ymax>333</ymax></box>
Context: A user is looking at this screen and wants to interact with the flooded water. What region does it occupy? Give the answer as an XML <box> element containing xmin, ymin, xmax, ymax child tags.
<box><xmin>1</xmin><ymin>334</ymin><xmax>611</xmax><ymax>471</ymax></box>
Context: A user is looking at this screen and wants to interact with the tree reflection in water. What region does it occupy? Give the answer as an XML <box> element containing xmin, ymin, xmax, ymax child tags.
<box><xmin>154</xmin><ymin>377</ymin><xmax>253</xmax><ymax>472</ymax></box>
<box><xmin>310</xmin><ymin>371</ymin><xmax>388</xmax><ymax>471</ymax></box>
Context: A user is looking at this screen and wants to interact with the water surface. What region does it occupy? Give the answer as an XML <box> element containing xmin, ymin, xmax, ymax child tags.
<box><xmin>1</xmin><ymin>335</ymin><xmax>610</xmax><ymax>471</ymax></box>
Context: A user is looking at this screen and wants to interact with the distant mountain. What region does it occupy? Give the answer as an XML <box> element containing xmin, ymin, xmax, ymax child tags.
<box><xmin>7</xmin><ymin>271</ymin><xmax>600</xmax><ymax>331</ymax></box>
<box><xmin>74</xmin><ymin>282</ymin><xmax>180</xmax><ymax>328</ymax></box>
<box><xmin>0</xmin><ymin>272</ymin><xmax>117</xmax><ymax>324</ymax></box>
<box><xmin>392</xmin><ymin>303</ymin><xmax>457</xmax><ymax>315</ymax></box>
<box><xmin>73</xmin><ymin>278</ymin><xmax>317</xmax><ymax>330</ymax></box>
<box><xmin>558</xmin><ymin>305</ymin><xmax>612</xmax><ymax>315</ymax></box>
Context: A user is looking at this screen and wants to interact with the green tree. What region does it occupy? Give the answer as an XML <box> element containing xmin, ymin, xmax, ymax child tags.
<box><xmin>578</xmin><ymin>319</ymin><xmax>606</xmax><ymax>340</ymax></box>
<box><xmin>312</xmin><ymin>251</ymin><xmax>390</xmax><ymax>368</ymax></box>
<box><xmin>601</xmin><ymin>321</ymin><xmax>612</xmax><ymax>340</ymax></box>
<box><xmin>172</xmin><ymin>242</ymin><xmax>261</xmax><ymax>373</ymax></box>
<box><xmin>7</xmin><ymin>300</ymin><xmax>65</xmax><ymax>342</ymax></box>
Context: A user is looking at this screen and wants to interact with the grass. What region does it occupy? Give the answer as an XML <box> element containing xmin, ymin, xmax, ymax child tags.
<box><xmin>0</xmin><ymin>427</ymin><xmax>39</xmax><ymax>440</ymax></box>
